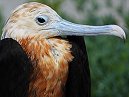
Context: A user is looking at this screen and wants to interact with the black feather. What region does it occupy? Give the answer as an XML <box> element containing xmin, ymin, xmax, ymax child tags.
<box><xmin>0</xmin><ymin>38</ymin><xmax>32</xmax><ymax>97</ymax></box>
<box><xmin>65</xmin><ymin>36</ymin><xmax>91</xmax><ymax>97</ymax></box>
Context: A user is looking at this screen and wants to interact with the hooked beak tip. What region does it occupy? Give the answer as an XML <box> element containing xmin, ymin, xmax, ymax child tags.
<box><xmin>111</xmin><ymin>25</ymin><xmax>126</xmax><ymax>40</ymax></box>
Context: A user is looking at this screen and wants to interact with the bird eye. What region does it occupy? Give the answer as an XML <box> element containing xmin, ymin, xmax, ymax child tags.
<box><xmin>35</xmin><ymin>15</ymin><xmax>48</xmax><ymax>25</ymax></box>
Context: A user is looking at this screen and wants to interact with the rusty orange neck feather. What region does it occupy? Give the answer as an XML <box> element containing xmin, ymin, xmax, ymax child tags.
<box><xmin>18</xmin><ymin>36</ymin><xmax>73</xmax><ymax>97</ymax></box>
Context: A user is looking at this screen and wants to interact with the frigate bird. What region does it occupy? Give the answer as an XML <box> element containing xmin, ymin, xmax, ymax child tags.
<box><xmin>0</xmin><ymin>2</ymin><xmax>126</xmax><ymax>97</ymax></box>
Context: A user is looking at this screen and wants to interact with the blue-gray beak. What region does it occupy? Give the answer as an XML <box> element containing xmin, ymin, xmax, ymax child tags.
<box><xmin>52</xmin><ymin>19</ymin><xmax>126</xmax><ymax>39</ymax></box>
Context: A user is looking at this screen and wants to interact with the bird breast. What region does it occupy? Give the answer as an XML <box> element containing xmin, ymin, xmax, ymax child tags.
<box><xmin>18</xmin><ymin>35</ymin><xmax>73</xmax><ymax>97</ymax></box>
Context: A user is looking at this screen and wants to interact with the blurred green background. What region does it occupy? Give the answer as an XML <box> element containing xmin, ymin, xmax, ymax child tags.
<box><xmin>0</xmin><ymin>0</ymin><xmax>129</xmax><ymax>97</ymax></box>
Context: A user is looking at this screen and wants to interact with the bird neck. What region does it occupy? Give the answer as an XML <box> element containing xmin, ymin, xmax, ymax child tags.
<box><xmin>18</xmin><ymin>35</ymin><xmax>73</xmax><ymax>97</ymax></box>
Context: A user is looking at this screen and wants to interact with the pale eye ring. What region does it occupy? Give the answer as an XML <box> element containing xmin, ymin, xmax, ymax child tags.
<box><xmin>35</xmin><ymin>15</ymin><xmax>48</xmax><ymax>25</ymax></box>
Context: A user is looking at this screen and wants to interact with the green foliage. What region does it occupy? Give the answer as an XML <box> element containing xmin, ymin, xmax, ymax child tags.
<box><xmin>0</xmin><ymin>9</ymin><xmax>4</xmax><ymax>36</ymax></box>
<box><xmin>124</xmin><ymin>12</ymin><xmax>129</xmax><ymax>29</ymax></box>
<box><xmin>86</xmin><ymin>35</ymin><xmax>129</xmax><ymax>97</ymax></box>
<box><xmin>106</xmin><ymin>0</ymin><xmax>112</xmax><ymax>8</ymax></box>
<box><xmin>74</xmin><ymin>0</ymin><xmax>87</xmax><ymax>11</ymax></box>
<box><xmin>84</xmin><ymin>1</ymin><xmax>129</xmax><ymax>97</ymax></box>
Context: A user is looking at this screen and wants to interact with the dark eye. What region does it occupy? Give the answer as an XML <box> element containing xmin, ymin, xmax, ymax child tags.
<box><xmin>35</xmin><ymin>15</ymin><xmax>48</xmax><ymax>25</ymax></box>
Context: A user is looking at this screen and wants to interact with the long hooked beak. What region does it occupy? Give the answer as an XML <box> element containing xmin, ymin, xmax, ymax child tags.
<box><xmin>53</xmin><ymin>19</ymin><xmax>126</xmax><ymax>39</ymax></box>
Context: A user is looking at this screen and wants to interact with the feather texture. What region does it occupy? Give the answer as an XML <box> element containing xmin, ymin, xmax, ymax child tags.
<box><xmin>19</xmin><ymin>35</ymin><xmax>73</xmax><ymax>97</ymax></box>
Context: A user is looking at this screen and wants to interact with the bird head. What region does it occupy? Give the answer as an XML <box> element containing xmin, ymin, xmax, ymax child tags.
<box><xmin>2</xmin><ymin>2</ymin><xmax>126</xmax><ymax>40</ymax></box>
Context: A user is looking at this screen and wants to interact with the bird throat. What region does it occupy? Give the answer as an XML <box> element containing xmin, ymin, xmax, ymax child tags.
<box><xmin>18</xmin><ymin>35</ymin><xmax>73</xmax><ymax>97</ymax></box>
